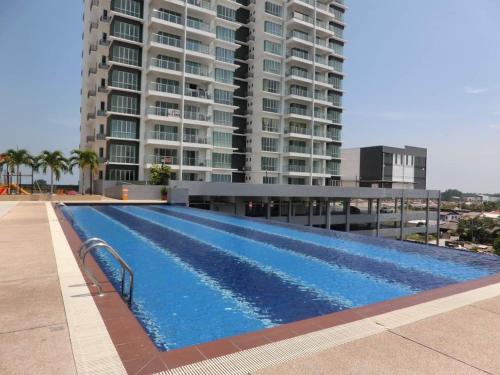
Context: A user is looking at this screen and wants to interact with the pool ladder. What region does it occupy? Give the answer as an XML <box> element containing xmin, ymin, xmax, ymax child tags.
<box><xmin>78</xmin><ymin>238</ymin><xmax>134</xmax><ymax>306</ymax></box>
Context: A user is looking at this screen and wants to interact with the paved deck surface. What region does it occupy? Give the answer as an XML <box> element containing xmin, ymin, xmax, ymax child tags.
<box><xmin>0</xmin><ymin>202</ymin><xmax>77</xmax><ymax>375</ymax></box>
<box><xmin>2</xmin><ymin>202</ymin><xmax>500</xmax><ymax>374</ymax></box>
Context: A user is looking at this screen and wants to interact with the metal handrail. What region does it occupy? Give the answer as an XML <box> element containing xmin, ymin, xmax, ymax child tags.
<box><xmin>79</xmin><ymin>238</ymin><xmax>134</xmax><ymax>306</ymax></box>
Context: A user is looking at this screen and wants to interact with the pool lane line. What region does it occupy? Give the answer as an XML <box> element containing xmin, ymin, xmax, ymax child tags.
<box><xmin>149</xmin><ymin>206</ymin><xmax>460</xmax><ymax>290</ymax></box>
<box><xmin>94</xmin><ymin>205</ymin><xmax>348</xmax><ymax>324</ymax></box>
<box><xmin>124</xmin><ymin>205</ymin><xmax>410</xmax><ymax>307</ymax></box>
<box><xmin>165</xmin><ymin>206</ymin><xmax>489</xmax><ymax>282</ymax></box>
<box><xmin>67</xmin><ymin>206</ymin><xmax>268</xmax><ymax>350</ymax></box>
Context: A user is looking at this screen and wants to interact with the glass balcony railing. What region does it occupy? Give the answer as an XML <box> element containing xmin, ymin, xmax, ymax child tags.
<box><xmin>151</xmin><ymin>33</ymin><xmax>181</xmax><ymax>48</ymax></box>
<box><xmin>147</xmin><ymin>106</ymin><xmax>181</xmax><ymax>118</ymax></box>
<box><xmin>284</xmin><ymin>164</ymin><xmax>309</xmax><ymax>173</ymax></box>
<box><xmin>186</xmin><ymin>19</ymin><xmax>212</xmax><ymax>33</ymax></box>
<box><xmin>185</xmin><ymin>87</ymin><xmax>211</xmax><ymax>99</ymax></box>
<box><xmin>149</xmin><ymin>82</ymin><xmax>181</xmax><ymax>95</ymax></box>
<box><xmin>287</xmin><ymin>107</ymin><xmax>311</xmax><ymax>116</ymax></box>
<box><xmin>185</xmin><ymin>64</ymin><xmax>211</xmax><ymax>77</ymax></box>
<box><xmin>151</xmin><ymin>58</ymin><xmax>181</xmax><ymax>71</ymax></box>
<box><xmin>109</xmin><ymin>155</ymin><xmax>138</xmax><ymax>164</ymax></box>
<box><xmin>183</xmin><ymin>158</ymin><xmax>211</xmax><ymax>167</ymax></box>
<box><xmin>186</xmin><ymin>41</ymin><xmax>210</xmax><ymax>54</ymax></box>
<box><xmin>286</xmin><ymin>69</ymin><xmax>312</xmax><ymax>80</ymax></box>
<box><xmin>184</xmin><ymin>0</ymin><xmax>214</xmax><ymax>11</ymax></box>
<box><xmin>109</xmin><ymin>131</ymin><xmax>137</xmax><ymax>139</ymax></box>
<box><xmin>151</xmin><ymin>9</ymin><xmax>182</xmax><ymax>24</ymax></box>
<box><xmin>183</xmin><ymin>134</ymin><xmax>209</xmax><ymax>144</ymax></box>
<box><xmin>288</xmin><ymin>87</ymin><xmax>311</xmax><ymax>98</ymax></box>
<box><xmin>147</xmin><ymin>131</ymin><xmax>179</xmax><ymax>141</ymax></box>
<box><xmin>284</xmin><ymin>145</ymin><xmax>310</xmax><ymax>154</ymax></box>
<box><xmin>184</xmin><ymin>110</ymin><xmax>210</xmax><ymax>121</ymax></box>
<box><xmin>146</xmin><ymin>155</ymin><xmax>179</xmax><ymax>165</ymax></box>
<box><xmin>285</xmin><ymin>126</ymin><xmax>310</xmax><ymax>135</ymax></box>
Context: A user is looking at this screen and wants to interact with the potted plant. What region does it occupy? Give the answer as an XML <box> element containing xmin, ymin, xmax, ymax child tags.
<box><xmin>160</xmin><ymin>186</ymin><xmax>168</xmax><ymax>201</ymax></box>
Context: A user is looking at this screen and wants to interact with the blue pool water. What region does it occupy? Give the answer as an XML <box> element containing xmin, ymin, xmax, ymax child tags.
<box><xmin>62</xmin><ymin>204</ymin><xmax>500</xmax><ymax>350</ymax></box>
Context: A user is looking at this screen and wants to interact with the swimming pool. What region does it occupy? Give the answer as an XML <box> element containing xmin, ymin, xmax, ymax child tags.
<box><xmin>62</xmin><ymin>204</ymin><xmax>500</xmax><ymax>351</ymax></box>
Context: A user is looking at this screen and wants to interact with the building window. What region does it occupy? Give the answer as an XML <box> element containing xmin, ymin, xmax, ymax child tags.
<box><xmin>215</xmin><ymin>47</ymin><xmax>234</xmax><ymax>63</ymax></box>
<box><xmin>109</xmin><ymin>144</ymin><xmax>137</xmax><ymax>164</ymax></box>
<box><xmin>217</xmin><ymin>6</ymin><xmax>236</xmax><ymax>21</ymax></box>
<box><xmin>263</xmin><ymin>176</ymin><xmax>278</xmax><ymax>184</ymax></box>
<box><xmin>264</xmin><ymin>21</ymin><xmax>282</xmax><ymax>37</ymax></box>
<box><xmin>214</xmin><ymin>89</ymin><xmax>233</xmax><ymax>105</ymax></box>
<box><xmin>262</xmin><ymin>98</ymin><xmax>280</xmax><ymax>113</ymax></box>
<box><xmin>212</xmin><ymin>153</ymin><xmax>232</xmax><ymax>169</ymax></box>
<box><xmin>263</xmin><ymin>59</ymin><xmax>281</xmax><ymax>74</ymax></box>
<box><xmin>111</xmin><ymin>0</ymin><xmax>142</xmax><ymax>18</ymax></box>
<box><xmin>111</xmin><ymin>20</ymin><xmax>141</xmax><ymax>42</ymax></box>
<box><xmin>214</xmin><ymin>110</ymin><xmax>233</xmax><ymax>125</ymax></box>
<box><xmin>265</xmin><ymin>2</ymin><xmax>282</xmax><ymax>17</ymax></box>
<box><xmin>110</xmin><ymin>69</ymin><xmax>139</xmax><ymax>90</ymax></box>
<box><xmin>261</xmin><ymin>157</ymin><xmax>278</xmax><ymax>171</ymax></box>
<box><xmin>110</xmin><ymin>119</ymin><xmax>137</xmax><ymax>139</ymax></box>
<box><xmin>264</xmin><ymin>40</ymin><xmax>282</xmax><ymax>55</ymax></box>
<box><xmin>110</xmin><ymin>45</ymin><xmax>140</xmax><ymax>66</ymax></box>
<box><xmin>263</xmin><ymin>79</ymin><xmax>280</xmax><ymax>94</ymax></box>
<box><xmin>215</xmin><ymin>68</ymin><xmax>233</xmax><ymax>84</ymax></box>
<box><xmin>109</xmin><ymin>94</ymin><xmax>139</xmax><ymax>114</ymax></box>
<box><xmin>108</xmin><ymin>168</ymin><xmax>137</xmax><ymax>181</ymax></box>
<box><xmin>261</xmin><ymin>137</ymin><xmax>279</xmax><ymax>152</ymax></box>
<box><xmin>212</xmin><ymin>174</ymin><xmax>232</xmax><ymax>183</ymax></box>
<box><xmin>213</xmin><ymin>132</ymin><xmax>232</xmax><ymax>148</ymax></box>
<box><xmin>262</xmin><ymin>118</ymin><xmax>279</xmax><ymax>132</ymax></box>
<box><xmin>216</xmin><ymin>26</ymin><xmax>235</xmax><ymax>43</ymax></box>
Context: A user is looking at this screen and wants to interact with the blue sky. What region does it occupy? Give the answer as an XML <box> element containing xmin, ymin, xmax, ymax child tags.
<box><xmin>1</xmin><ymin>1</ymin><xmax>499</xmax><ymax>192</ymax></box>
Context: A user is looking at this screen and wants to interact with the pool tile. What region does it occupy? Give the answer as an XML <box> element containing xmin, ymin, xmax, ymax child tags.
<box><xmin>196</xmin><ymin>339</ymin><xmax>240</xmax><ymax>359</ymax></box>
<box><xmin>229</xmin><ymin>332</ymin><xmax>271</xmax><ymax>350</ymax></box>
<box><xmin>161</xmin><ymin>346</ymin><xmax>206</xmax><ymax>369</ymax></box>
<box><xmin>263</xmin><ymin>326</ymin><xmax>298</xmax><ymax>342</ymax></box>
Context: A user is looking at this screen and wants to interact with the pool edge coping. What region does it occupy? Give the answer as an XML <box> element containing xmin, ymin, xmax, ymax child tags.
<box><xmin>54</xmin><ymin>202</ymin><xmax>500</xmax><ymax>374</ymax></box>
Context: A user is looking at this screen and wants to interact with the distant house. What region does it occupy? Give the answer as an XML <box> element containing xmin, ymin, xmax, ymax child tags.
<box><xmin>480</xmin><ymin>211</ymin><xmax>500</xmax><ymax>220</ymax></box>
<box><xmin>439</xmin><ymin>210</ymin><xmax>461</xmax><ymax>222</ymax></box>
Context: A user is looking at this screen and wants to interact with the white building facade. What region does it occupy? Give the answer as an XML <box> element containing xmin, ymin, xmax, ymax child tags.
<box><xmin>80</xmin><ymin>0</ymin><xmax>345</xmax><ymax>189</ymax></box>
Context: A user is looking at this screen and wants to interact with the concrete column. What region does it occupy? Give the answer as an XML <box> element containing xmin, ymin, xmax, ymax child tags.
<box><xmin>345</xmin><ymin>198</ymin><xmax>351</xmax><ymax>232</ymax></box>
<box><xmin>425</xmin><ymin>194</ymin><xmax>430</xmax><ymax>244</ymax></box>
<box><xmin>436</xmin><ymin>193</ymin><xmax>441</xmax><ymax>246</ymax></box>
<box><xmin>266</xmin><ymin>198</ymin><xmax>271</xmax><ymax>220</ymax></box>
<box><xmin>234</xmin><ymin>198</ymin><xmax>237</xmax><ymax>215</ymax></box>
<box><xmin>400</xmin><ymin>194</ymin><xmax>405</xmax><ymax>241</ymax></box>
<box><xmin>209</xmin><ymin>197</ymin><xmax>215</xmax><ymax>211</ymax></box>
<box><xmin>376</xmin><ymin>198</ymin><xmax>381</xmax><ymax>237</ymax></box>
<box><xmin>287</xmin><ymin>200</ymin><xmax>292</xmax><ymax>223</ymax></box>
<box><xmin>368</xmin><ymin>199</ymin><xmax>373</xmax><ymax>214</ymax></box>
<box><xmin>326</xmin><ymin>200</ymin><xmax>332</xmax><ymax>230</ymax></box>
<box><xmin>278</xmin><ymin>199</ymin><xmax>282</xmax><ymax>217</ymax></box>
<box><xmin>308</xmin><ymin>200</ymin><xmax>313</xmax><ymax>226</ymax></box>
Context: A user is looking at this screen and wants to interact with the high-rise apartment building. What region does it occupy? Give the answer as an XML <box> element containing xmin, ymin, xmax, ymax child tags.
<box><xmin>80</xmin><ymin>0</ymin><xmax>345</xmax><ymax>190</ymax></box>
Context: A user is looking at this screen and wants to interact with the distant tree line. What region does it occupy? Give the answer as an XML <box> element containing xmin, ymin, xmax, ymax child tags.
<box><xmin>0</xmin><ymin>148</ymin><xmax>99</xmax><ymax>195</ymax></box>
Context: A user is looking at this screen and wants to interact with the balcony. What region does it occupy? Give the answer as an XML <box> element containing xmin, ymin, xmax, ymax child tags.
<box><xmin>151</xmin><ymin>9</ymin><xmax>183</xmax><ymax>25</ymax></box>
<box><xmin>108</xmin><ymin>155</ymin><xmax>138</xmax><ymax>164</ymax></box>
<box><xmin>87</xmin><ymin>112</ymin><xmax>96</xmax><ymax>120</ymax></box>
<box><xmin>150</xmin><ymin>58</ymin><xmax>181</xmax><ymax>73</ymax></box>
<box><xmin>146</xmin><ymin>131</ymin><xmax>179</xmax><ymax>142</ymax></box>
<box><xmin>284</xmin><ymin>165</ymin><xmax>309</xmax><ymax>173</ymax></box>
<box><xmin>109</xmin><ymin>131</ymin><xmax>137</xmax><ymax>140</ymax></box>
<box><xmin>184</xmin><ymin>110</ymin><xmax>210</xmax><ymax>122</ymax></box>
<box><xmin>286</xmin><ymin>69</ymin><xmax>313</xmax><ymax>81</ymax></box>
<box><xmin>183</xmin><ymin>134</ymin><xmax>210</xmax><ymax>145</ymax></box>
<box><xmin>286</xmin><ymin>107</ymin><xmax>311</xmax><ymax>117</ymax></box>
<box><xmin>147</xmin><ymin>106</ymin><xmax>181</xmax><ymax>120</ymax></box>
<box><xmin>145</xmin><ymin>155</ymin><xmax>179</xmax><ymax>166</ymax></box>
<box><xmin>184</xmin><ymin>0</ymin><xmax>215</xmax><ymax>12</ymax></box>
<box><xmin>151</xmin><ymin>33</ymin><xmax>182</xmax><ymax>49</ymax></box>
<box><xmin>185</xmin><ymin>64</ymin><xmax>212</xmax><ymax>79</ymax></box>
<box><xmin>183</xmin><ymin>158</ymin><xmax>211</xmax><ymax>168</ymax></box>
<box><xmin>96</xmin><ymin>133</ymin><xmax>106</xmax><ymax>140</ymax></box>
<box><xmin>186</xmin><ymin>19</ymin><xmax>213</xmax><ymax>33</ymax></box>
<box><xmin>287</xmin><ymin>12</ymin><xmax>314</xmax><ymax>26</ymax></box>
<box><xmin>285</xmin><ymin>126</ymin><xmax>310</xmax><ymax>136</ymax></box>
<box><xmin>185</xmin><ymin>87</ymin><xmax>211</xmax><ymax>100</ymax></box>
<box><xmin>149</xmin><ymin>82</ymin><xmax>181</xmax><ymax>96</ymax></box>
<box><xmin>284</xmin><ymin>145</ymin><xmax>311</xmax><ymax>154</ymax></box>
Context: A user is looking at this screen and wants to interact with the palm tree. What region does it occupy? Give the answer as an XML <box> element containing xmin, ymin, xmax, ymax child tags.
<box><xmin>39</xmin><ymin>150</ymin><xmax>69</xmax><ymax>194</ymax></box>
<box><xmin>69</xmin><ymin>149</ymin><xmax>100</xmax><ymax>195</ymax></box>
<box><xmin>26</xmin><ymin>154</ymin><xmax>42</xmax><ymax>194</ymax></box>
<box><xmin>5</xmin><ymin>149</ymin><xmax>29</xmax><ymax>194</ymax></box>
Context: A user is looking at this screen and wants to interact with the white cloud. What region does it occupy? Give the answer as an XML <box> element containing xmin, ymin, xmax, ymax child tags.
<box><xmin>464</xmin><ymin>86</ymin><xmax>488</xmax><ymax>95</ymax></box>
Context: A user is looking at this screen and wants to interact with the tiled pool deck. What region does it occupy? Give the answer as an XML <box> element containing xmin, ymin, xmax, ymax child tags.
<box><xmin>3</xmin><ymin>202</ymin><xmax>500</xmax><ymax>374</ymax></box>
